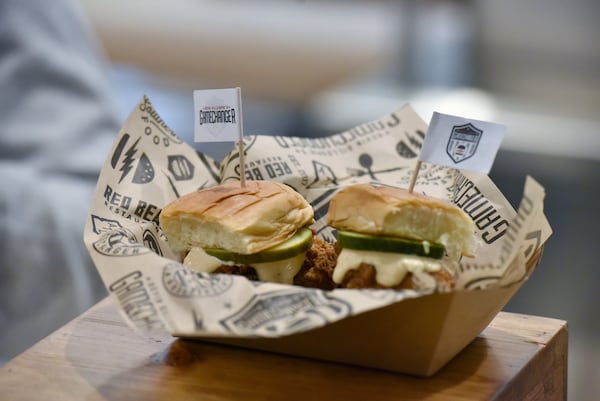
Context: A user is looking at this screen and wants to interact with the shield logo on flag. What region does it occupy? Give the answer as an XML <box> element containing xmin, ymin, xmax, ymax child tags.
<box><xmin>446</xmin><ymin>123</ymin><xmax>483</xmax><ymax>164</ymax></box>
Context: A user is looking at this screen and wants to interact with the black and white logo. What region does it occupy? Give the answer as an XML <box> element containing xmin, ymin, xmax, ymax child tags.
<box><xmin>220</xmin><ymin>289</ymin><xmax>351</xmax><ymax>335</ymax></box>
<box><xmin>167</xmin><ymin>155</ymin><xmax>194</xmax><ymax>181</ymax></box>
<box><xmin>139</xmin><ymin>96</ymin><xmax>183</xmax><ymax>147</ymax></box>
<box><xmin>446</xmin><ymin>123</ymin><xmax>483</xmax><ymax>164</ymax></box>
<box><xmin>307</xmin><ymin>160</ymin><xmax>337</xmax><ymax>188</ymax></box>
<box><xmin>198</xmin><ymin>101</ymin><xmax>237</xmax><ymax>137</ymax></box>
<box><xmin>90</xmin><ymin>215</ymin><xmax>149</xmax><ymax>257</ymax></box>
<box><xmin>142</xmin><ymin>229</ymin><xmax>163</xmax><ymax>256</ymax></box>
<box><xmin>162</xmin><ymin>263</ymin><xmax>233</xmax><ymax>298</ymax></box>
<box><xmin>111</xmin><ymin>133</ymin><xmax>155</xmax><ymax>184</ymax></box>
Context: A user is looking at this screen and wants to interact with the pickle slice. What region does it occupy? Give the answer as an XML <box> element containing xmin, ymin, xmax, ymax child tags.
<box><xmin>204</xmin><ymin>227</ymin><xmax>313</xmax><ymax>264</ymax></box>
<box><xmin>336</xmin><ymin>230</ymin><xmax>445</xmax><ymax>259</ymax></box>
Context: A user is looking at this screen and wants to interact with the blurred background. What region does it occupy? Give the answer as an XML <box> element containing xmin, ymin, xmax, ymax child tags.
<box><xmin>52</xmin><ymin>0</ymin><xmax>600</xmax><ymax>399</ymax></box>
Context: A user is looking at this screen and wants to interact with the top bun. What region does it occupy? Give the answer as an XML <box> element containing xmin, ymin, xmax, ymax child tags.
<box><xmin>327</xmin><ymin>184</ymin><xmax>477</xmax><ymax>258</ymax></box>
<box><xmin>160</xmin><ymin>180</ymin><xmax>314</xmax><ymax>254</ymax></box>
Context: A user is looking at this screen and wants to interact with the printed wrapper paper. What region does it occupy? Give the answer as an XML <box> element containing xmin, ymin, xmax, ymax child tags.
<box><xmin>84</xmin><ymin>96</ymin><xmax>551</xmax><ymax>375</ymax></box>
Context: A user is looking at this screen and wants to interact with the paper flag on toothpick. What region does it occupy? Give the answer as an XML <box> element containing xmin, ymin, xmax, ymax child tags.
<box><xmin>193</xmin><ymin>87</ymin><xmax>243</xmax><ymax>143</ymax></box>
<box><xmin>407</xmin><ymin>111</ymin><xmax>506</xmax><ymax>193</ymax></box>
<box><xmin>419</xmin><ymin>112</ymin><xmax>506</xmax><ymax>175</ymax></box>
<box><xmin>194</xmin><ymin>87</ymin><xmax>246</xmax><ymax>186</ymax></box>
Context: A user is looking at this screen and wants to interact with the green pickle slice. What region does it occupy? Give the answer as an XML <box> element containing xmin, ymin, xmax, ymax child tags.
<box><xmin>204</xmin><ymin>227</ymin><xmax>313</xmax><ymax>264</ymax></box>
<box><xmin>337</xmin><ymin>230</ymin><xmax>445</xmax><ymax>259</ymax></box>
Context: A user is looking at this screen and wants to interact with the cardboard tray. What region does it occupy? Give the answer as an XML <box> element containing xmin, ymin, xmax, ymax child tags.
<box><xmin>190</xmin><ymin>247</ymin><xmax>543</xmax><ymax>377</ymax></box>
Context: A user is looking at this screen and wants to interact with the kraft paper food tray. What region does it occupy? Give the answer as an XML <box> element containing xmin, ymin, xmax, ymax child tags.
<box><xmin>196</xmin><ymin>248</ymin><xmax>542</xmax><ymax>376</ymax></box>
<box><xmin>84</xmin><ymin>96</ymin><xmax>552</xmax><ymax>377</ymax></box>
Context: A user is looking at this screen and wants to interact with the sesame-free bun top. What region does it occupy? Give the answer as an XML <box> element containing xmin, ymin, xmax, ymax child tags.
<box><xmin>327</xmin><ymin>184</ymin><xmax>477</xmax><ymax>259</ymax></box>
<box><xmin>160</xmin><ymin>180</ymin><xmax>314</xmax><ymax>255</ymax></box>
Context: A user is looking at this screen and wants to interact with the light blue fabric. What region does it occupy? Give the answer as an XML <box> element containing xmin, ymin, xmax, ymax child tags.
<box><xmin>0</xmin><ymin>0</ymin><xmax>121</xmax><ymax>359</ymax></box>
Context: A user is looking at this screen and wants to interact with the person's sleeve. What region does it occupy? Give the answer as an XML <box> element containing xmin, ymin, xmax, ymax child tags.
<box><xmin>0</xmin><ymin>0</ymin><xmax>122</xmax><ymax>359</ymax></box>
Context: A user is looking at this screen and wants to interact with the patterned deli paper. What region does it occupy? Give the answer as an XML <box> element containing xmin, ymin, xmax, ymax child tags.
<box><xmin>84</xmin><ymin>96</ymin><xmax>551</xmax><ymax>338</ymax></box>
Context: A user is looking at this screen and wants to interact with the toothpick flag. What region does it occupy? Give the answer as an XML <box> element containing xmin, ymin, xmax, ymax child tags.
<box><xmin>194</xmin><ymin>87</ymin><xmax>243</xmax><ymax>143</ymax></box>
<box><xmin>193</xmin><ymin>87</ymin><xmax>245</xmax><ymax>185</ymax></box>
<box><xmin>420</xmin><ymin>112</ymin><xmax>506</xmax><ymax>174</ymax></box>
<box><xmin>408</xmin><ymin>112</ymin><xmax>506</xmax><ymax>193</ymax></box>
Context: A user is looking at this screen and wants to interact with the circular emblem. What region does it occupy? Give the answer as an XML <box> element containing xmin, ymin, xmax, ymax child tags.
<box><xmin>162</xmin><ymin>263</ymin><xmax>233</xmax><ymax>298</ymax></box>
<box><xmin>92</xmin><ymin>227</ymin><xmax>149</xmax><ymax>257</ymax></box>
<box><xmin>142</xmin><ymin>229</ymin><xmax>163</xmax><ymax>256</ymax></box>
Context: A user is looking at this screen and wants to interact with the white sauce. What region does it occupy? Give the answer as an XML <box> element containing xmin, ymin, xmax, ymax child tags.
<box><xmin>333</xmin><ymin>248</ymin><xmax>443</xmax><ymax>287</ymax></box>
<box><xmin>251</xmin><ymin>253</ymin><xmax>306</xmax><ymax>285</ymax></box>
<box><xmin>183</xmin><ymin>247</ymin><xmax>305</xmax><ymax>285</ymax></box>
<box><xmin>184</xmin><ymin>247</ymin><xmax>230</xmax><ymax>272</ymax></box>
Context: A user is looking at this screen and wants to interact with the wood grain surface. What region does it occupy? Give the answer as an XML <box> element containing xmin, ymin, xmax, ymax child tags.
<box><xmin>0</xmin><ymin>297</ymin><xmax>567</xmax><ymax>401</ymax></box>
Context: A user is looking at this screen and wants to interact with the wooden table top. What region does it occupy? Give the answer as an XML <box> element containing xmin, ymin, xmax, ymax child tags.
<box><xmin>0</xmin><ymin>297</ymin><xmax>567</xmax><ymax>401</ymax></box>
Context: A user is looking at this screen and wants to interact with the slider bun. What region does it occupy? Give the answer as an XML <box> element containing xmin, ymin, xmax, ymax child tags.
<box><xmin>160</xmin><ymin>180</ymin><xmax>314</xmax><ymax>254</ymax></box>
<box><xmin>327</xmin><ymin>184</ymin><xmax>477</xmax><ymax>258</ymax></box>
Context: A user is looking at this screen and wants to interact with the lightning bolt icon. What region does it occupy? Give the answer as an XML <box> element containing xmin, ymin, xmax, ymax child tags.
<box><xmin>119</xmin><ymin>137</ymin><xmax>140</xmax><ymax>183</ymax></box>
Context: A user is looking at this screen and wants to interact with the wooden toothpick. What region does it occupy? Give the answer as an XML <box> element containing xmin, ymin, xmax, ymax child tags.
<box><xmin>237</xmin><ymin>88</ymin><xmax>245</xmax><ymax>187</ymax></box>
<box><xmin>407</xmin><ymin>160</ymin><xmax>422</xmax><ymax>193</ymax></box>
<box><xmin>238</xmin><ymin>140</ymin><xmax>246</xmax><ymax>187</ymax></box>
